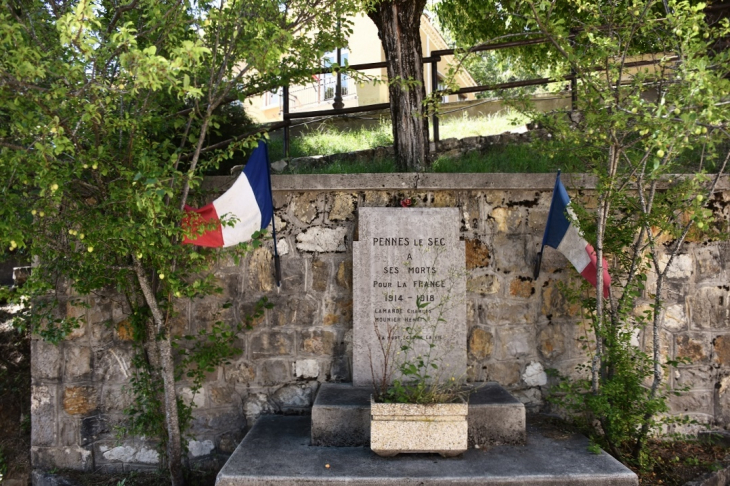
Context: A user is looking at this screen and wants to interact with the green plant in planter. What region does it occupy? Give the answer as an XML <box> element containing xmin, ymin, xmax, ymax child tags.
<box><xmin>370</xmin><ymin>269</ymin><xmax>469</xmax><ymax>405</ymax></box>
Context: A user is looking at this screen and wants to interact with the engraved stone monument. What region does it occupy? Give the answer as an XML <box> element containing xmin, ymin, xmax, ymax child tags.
<box><xmin>352</xmin><ymin>207</ymin><xmax>466</xmax><ymax>386</ymax></box>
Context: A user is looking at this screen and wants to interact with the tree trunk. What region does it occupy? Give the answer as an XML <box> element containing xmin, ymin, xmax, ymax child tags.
<box><xmin>368</xmin><ymin>0</ymin><xmax>429</xmax><ymax>172</ymax></box>
<box><xmin>133</xmin><ymin>257</ymin><xmax>185</xmax><ymax>486</ymax></box>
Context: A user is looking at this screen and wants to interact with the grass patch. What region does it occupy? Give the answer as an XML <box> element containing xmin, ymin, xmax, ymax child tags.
<box><xmin>434</xmin><ymin>112</ymin><xmax>529</xmax><ymax>140</ymax></box>
<box><xmin>287</xmin><ymin>157</ymin><xmax>397</xmax><ymax>174</ymax></box>
<box><xmin>432</xmin><ymin>144</ymin><xmax>584</xmax><ymax>173</ymax></box>
<box><xmin>279</xmin><ymin>142</ymin><xmax>585</xmax><ymax>175</ymax></box>
<box><xmin>269</xmin><ymin>112</ymin><xmax>528</xmax><ymax>161</ymax></box>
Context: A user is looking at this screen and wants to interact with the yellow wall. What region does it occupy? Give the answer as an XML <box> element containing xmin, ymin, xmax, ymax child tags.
<box><xmin>247</xmin><ymin>13</ymin><xmax>476</xmax><ymax>123</ymax></box>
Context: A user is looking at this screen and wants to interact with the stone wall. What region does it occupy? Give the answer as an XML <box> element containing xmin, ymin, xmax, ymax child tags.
<box><xmin>31</xmin><ymin>173</ymin><xmax>730</xmax><ymax>472</ymax></box>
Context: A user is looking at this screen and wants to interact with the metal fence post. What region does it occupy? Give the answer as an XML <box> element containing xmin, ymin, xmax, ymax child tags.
<box><xmin>283</xmin><ymin>85</ymin><xmax>290</xmax><ymax>158</ymax></box>
<box><xmin>333</xmin><ymin>47</ymin><xmax>344</xmax><ymax>110</ymax></box>
<box><xmin>431</xmin><ymin>59</ymin><xmax>440</xmax><ymax>151</ymax></box>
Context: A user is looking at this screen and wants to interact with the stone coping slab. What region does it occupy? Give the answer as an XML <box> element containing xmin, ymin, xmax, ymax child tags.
<box><xmin>201</xmin><ymin>173</ymin><xmax>729</xmax><ymax>193</ymax></box>
<box><xmin>216</xmin><ymin>415</ymin><xmax>638</xmax><ymax>486</ymax></box>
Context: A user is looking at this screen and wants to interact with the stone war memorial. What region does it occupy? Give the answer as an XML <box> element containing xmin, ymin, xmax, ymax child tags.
<box><xmin>31</xmin><ymin>173</ymin><xmax>730</xmax><ymax>484</ymax></box>
<box><xmin>215</xmin><ymin>198</ymin><xmax>636</xmax><ymax>484</ymax></box>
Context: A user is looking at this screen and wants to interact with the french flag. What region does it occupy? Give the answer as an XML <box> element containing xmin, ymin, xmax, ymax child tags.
<box><xmin>537</xmin><ymin>172</ymin><xmax>611</xmax><ymax>297</ymax></box>
<box><xmin>182</xmin><ymin>141</ymin><xmax>274</xmax><ymax>248</ymax></box>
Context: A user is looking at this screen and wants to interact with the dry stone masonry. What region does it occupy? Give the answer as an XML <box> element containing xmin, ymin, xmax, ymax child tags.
<box><xmin>30</xmin><ymin>173</ymin><xmax>730</xmax><ymax>471</ymax></box>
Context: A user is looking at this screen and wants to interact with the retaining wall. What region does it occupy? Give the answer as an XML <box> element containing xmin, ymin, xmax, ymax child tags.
<box><xmin>30</xmin><ymin>173</ymin><xmax>730</xmax><ymax>471</ymax></box>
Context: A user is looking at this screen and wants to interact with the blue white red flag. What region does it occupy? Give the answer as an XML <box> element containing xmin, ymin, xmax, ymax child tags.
<box><xmin>182</xmin><ymin>141</ymin><xmax>274</xmax><ymax>248</ymax></box>
<box><xmin>539</xmin><ymin>171</ymin><xmax>611</xmax><ymax>297</ymax></box>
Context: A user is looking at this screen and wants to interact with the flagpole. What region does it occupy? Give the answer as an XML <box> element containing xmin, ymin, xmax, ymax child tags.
<box><xmin>533</xmin><ymin>169</ymin><xmax>561</xmax><ymax>279</ymax></box>
<box><xmin>263</xmin><ymin>141</ymin><xmax>282</xmax><ymax>290</ymax></box>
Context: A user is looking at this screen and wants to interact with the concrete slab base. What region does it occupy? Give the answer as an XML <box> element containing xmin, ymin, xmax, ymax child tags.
<box><xmin>311</xmin><ymin>382</ymin><xmax>526</xmax><ymax>447</ymax></box>
<box><xmin>216</xmin><ymin>415</ymin><xmax>638</xmax><ymax>486</ymax></box>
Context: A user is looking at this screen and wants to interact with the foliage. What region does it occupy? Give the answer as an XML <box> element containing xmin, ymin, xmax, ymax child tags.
<box><xmin>0</xmin><ymin>0</ymin><xmax>359</xmax><ymax>482</ymax></box>
<box><xmin>456</xmin><ymin>0</ymin><xmax>730</xmax><ymax>467</ymax></box>
<box><xmin>463</xmin><ymin>52</ymin><xmax>556</xmax><ymax>98</ymax></box>
<box><xmin>373</xmin><ymin>297</ymin><xmax>466</xmax><ymax>404</ymax></box>
<box><xmin>120</xmin><ymin>297</ymin><xmax>272</xmax><ymax>458</ymax></box>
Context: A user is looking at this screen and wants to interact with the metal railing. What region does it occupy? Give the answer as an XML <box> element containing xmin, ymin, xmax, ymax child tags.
<box><xmin>259</xmin><ymin>35</ymin><xmax>676</xmax><ymax>158</ymax></box>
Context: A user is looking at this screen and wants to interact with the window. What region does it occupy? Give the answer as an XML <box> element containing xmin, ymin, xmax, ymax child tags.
<box><xmin>263</xmin><ymin>88</ymin><xmax>282</xmax><ymax>108</ymax></box>
<box><xmin>322</xmin><ymin>49</ymin><xmax>349</xmax><ymax>100</ymax></box>
<box><xmin>437</xmin><ymin>79</ymin><xmax>448</xmax><ymax>103</ymax></box>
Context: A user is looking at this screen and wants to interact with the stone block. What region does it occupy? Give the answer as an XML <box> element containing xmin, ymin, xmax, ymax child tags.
<box><xmin>279</xmin><ymin>256</ymin><xmax>305</xmax><ymax>289</ymax></box>
<box><xmin>63</xmin><ymin>386</ymin><xmax>98</xmax><ymax>416</ymax></box>
<box><xmin>496</xmin><ymin>326</ymin><xmax>535</xmax><ymax>360</ymax></box>
<box><xmin>63</xmin><ymin>346</ymin><xmax>92</xmax><ymax>382</ymax></box>
<box><xmin>522</xmin><ymin>362</ymin><xmax>547</xmax><ymax>387</ymax></box>
<box><xmin>468</xmin><ymin>327</ymin><xmax>493</xmax><ymax>360</ymax></box>
<box><xmin>664</xmin><ymin>303</ymin><xmax>688</xmax><ymax>332</ymax></box>
<box><xmin>661</xmin><ymin>253</ymin><xmax>694</xmax><ymax>280</ymax></box>
<box><xmin>100</xmin><ymin>385</ymin><xmax>133</xmax><ymax>413</ymax></box>
<box><xmin>323</xmin><ymin>298</ymin><xmax>352</xmax><ymax>326</ymax></box>
<box><xmin>296</xmin><ymin>227</ymin><xmax>348</xmax><ymax>253</ymax></box>
<box><xmin>179</xmin><ymin>387</ymin><xmax>206</xmax><ymax>408</ymax></box>
<box><xmin>509</xmin><ymin>277</ymin><xmax>534</xmax><ymax>298</ymax></box>
<box><xmin>668</xmin><ymin>391</ymin><xmax>713</xmax><ymax>414</ymax></box>
<box><xmin>541</xmin><ymin>279</ymin><xmax>580</xmax><ymax>318</ymax></box>
<box><xmin>276</xmin><ymin>238</ymin><xmax>290</xmax><ymax>256</ymax></box>
<box><xmin>31</xmin><ymin>445</ymin><xmax>93</xmax><ymax>471</ymax></box>
<box><xmin>115</xmin><ymin>319</ymin><xmax>135</xmax><ymax>341</ymax></box>
<box><xmin>80</xmin><ymin>415</ymin><xmax>111</xmax><ymax>446</ymax></box>
<box><xmin>690</xmin><ymin>286</ymin><xmax>730</xmax><ymax>329</ymax></box>
<box><xmin>695</xmin><ymin>245</ymin><xmax>725</xmax><ymax>281</ymax></box>
<box><xmin>299</xmin><ymin>330</ymin><xmax>336</xmax><ymax>356</ymax></box>
<box><xmin>715</xmin><ymin>334</ymin><xmax>730</xmax><ymax>366</ymax></box>
<box><xmin>468</xmin><ymin>382</ymin><xmax>526</xmax><ymax>446</ymax></box>
<box><xmin>31</xmin><ymin>340</ymin><xmax>62</xmax><ymax>380</ymax></box>
<box><xmin>248</xmin><ymin>247</ymin><xmax>275</xmax><ymax>292</ymax></box>
<box><xmin>31</xmin><ymin>385</ymin><xmax>57</xmax><ymax>446</ymax></box>
<box><xmin>675</xmin><ymin>333</ymin><xmax>709</xmax><ymax>363</ymax></box>
<box><xmin>491</xmin><ymin>234</ymin><xmax>528</xmax><ymax>273</ymax></box>
<box><xmin>249</xmin><ymin>331</ymin><xmax>295</xmax><ymax>358</ymax></box>
<box><xmin>336</xmin><ymin>261</ymin><xmax>353</xmax><ymax>290</ymax></box>
<box><xmin>675</xmin><ymin>365</ymin><xmax>716</xmax><ymax>390</ymax></box>
<box><xmin>371</xmin><ymin>401</ymin><xmax>468</xmax><ymax>457</ymax></box>
<box><xmin>225</xmin><ymin>359</ymin><xmax>257</xmax><ymax>384</ymax></box>
<box><xmin>236</xmin><ymin>301</ymin><xmax>265</xmax><ymax>329</ymax></box>
<box><xmin>99</xmin><ymin>443</ymin><xmax>160</xmax><ymax>464</ymax></box>
<box><xmin>295</xmin><ymin>359</ymin><xmax>319</xmax><ymax>379</ymax></box>
<box><xmin>93</xmin><ymin>346</ymin><xmax>133</xmax><ymax>383</ymax></box>
<box><xmin>311</xmin><ymin>383</ymin><xmax>374</xmax><ymax>447</ymax></box>
<box><xmin>209</xmin><ymin>385</ymin><xmax>240</xmax><ymax>406</ymax></box>
<box><xmin>490</xmin><ymin>207</ymin><xmax>523</xmax><ymax>233</ymax></box>
<box><xmin>243</xmin><ymin>392</ymin><xmax>274</xmax><ymax>417</ymax></box>
<box><xmin>218</xmin><ymin>431</ymin><xmax>245</xmax><ymax>454</ymax></box>
<box><xmin>467</xmin><ymin>274</ymin><xmax>500</xmax><ymax>295</ymax></box>
<box><xmin>537</xmin><ymin>324</ymin><xmax>567</xmax><ymax>360</ymax></box>
<box><xmin>271</xmin><ymin>383</ymin><xmax>317</xmax><ymax>412</ymax></box>
<box><xmin>259</xmin><ymin>360</ymin><xmax>292</xmax><ymax>386</ymax></box>
<box><xmin>311</xmin><ymin>258</ymin><xmax>329</xmax><ymax>292</ymax></box>
<box><xmin>329</xmin><ymin>193</ymin><xmax>356</xmax><ymax>221</ymax></box>
<box><xmin>291</xmin><ymin>192</ymin><xmax>320</xmax><ymax>224</ymax></box>
<box><xmin>59</xmin><ymin>417</ymin><xmax>79</xmax><ymax>446</ymax></box>
<box><xmin>483</xmin><ymin>361</ymin><xmax>522</xmax><ymax>386</ymax></box>
<box><xmin>188</xmin><ymin>439</ymin><xmax>215</xmax><ymax>458</ymax></box>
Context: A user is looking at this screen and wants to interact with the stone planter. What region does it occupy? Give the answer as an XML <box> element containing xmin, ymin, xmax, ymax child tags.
<box><xmin>370</xmin><ymin>399</ymin><xmax>468</xmax><ymax>457</ymax></box>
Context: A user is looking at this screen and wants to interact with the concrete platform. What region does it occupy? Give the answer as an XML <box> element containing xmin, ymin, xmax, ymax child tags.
<box><xmin>311</xmin><ymin>382</ymin><xmax>526</xmax><ymax>447</ymax></box>
<box><xmin>216</xmin><ymin>415</ymin><xmax>638</xmax><ymax>486</ymax></box>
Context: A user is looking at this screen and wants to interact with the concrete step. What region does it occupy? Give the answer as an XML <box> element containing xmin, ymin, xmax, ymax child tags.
<box><xmin>216</xmin><ymin>415</ymin><xmax>638</xmax><ymax>486</ymax></box>
<box><xmin>311</xmin><ymin>382</ymin><xmax>526</xmax><ymax>447</ymax></box>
